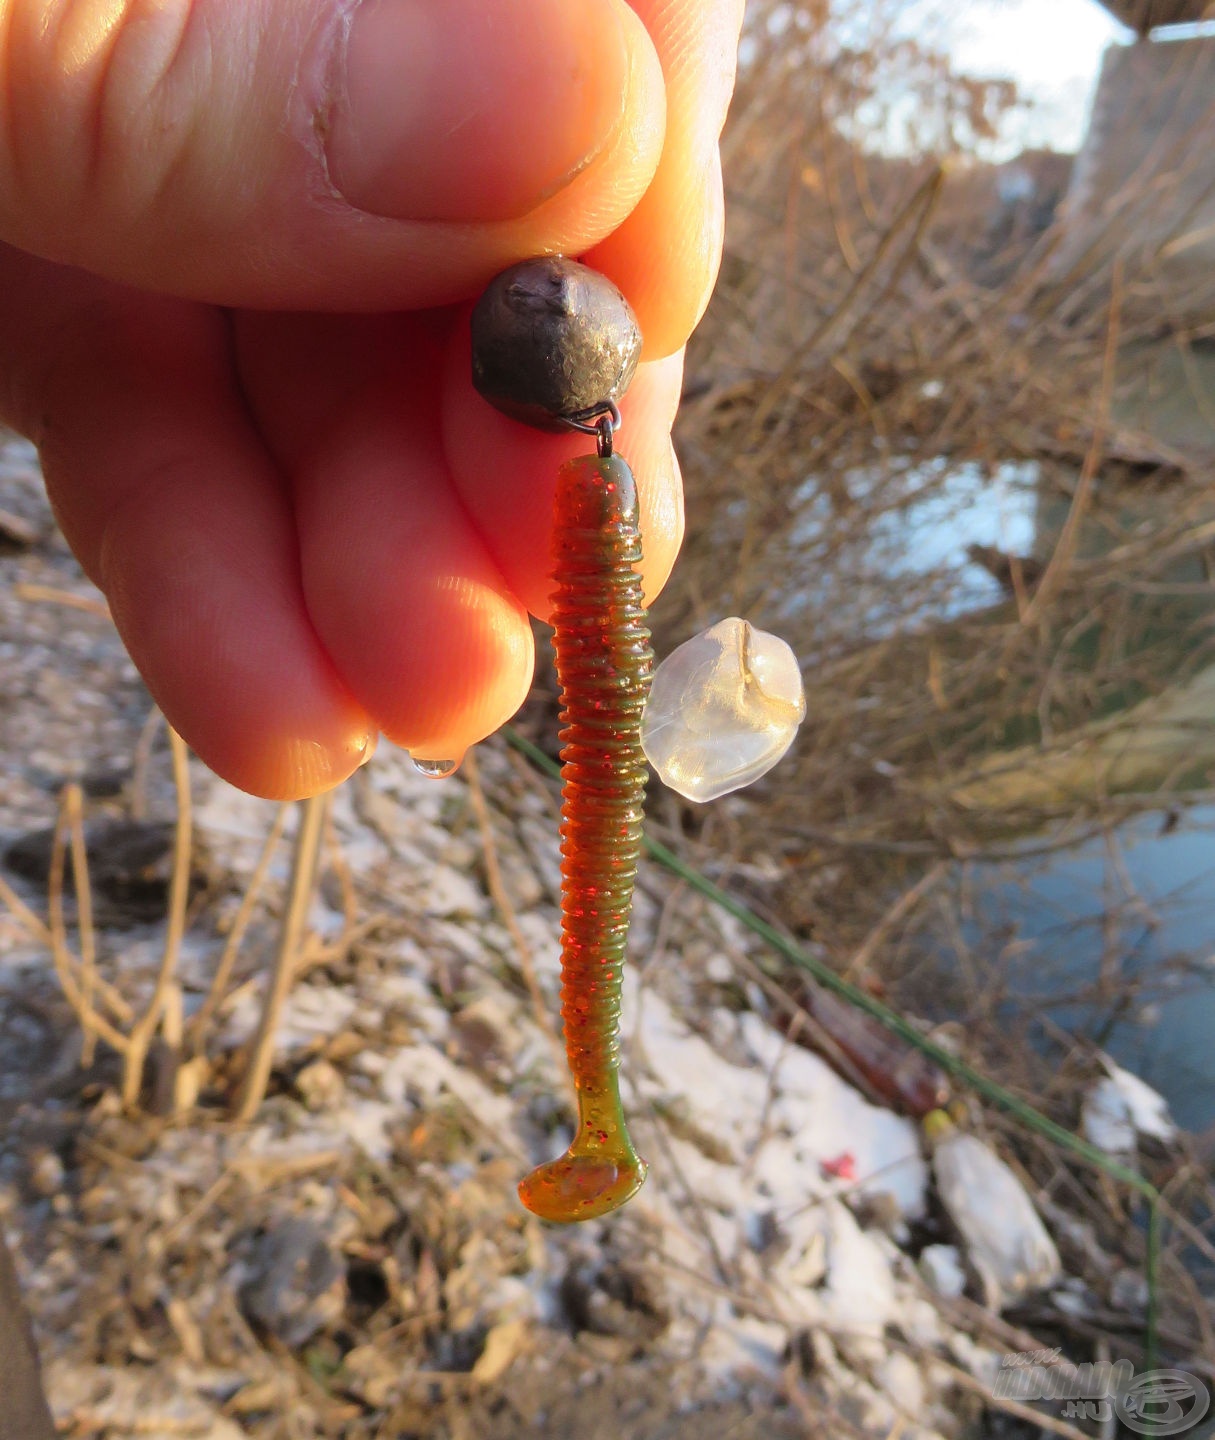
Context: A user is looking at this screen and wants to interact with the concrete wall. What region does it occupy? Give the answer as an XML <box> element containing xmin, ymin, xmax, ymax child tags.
<box><xmin>1096</xmin><ymin>0</ymin><xmax>1214</xmax><ymax>33</ymax></box>
<box><xmin>1054</xmin><ymin>36</ymin><xmax>1215</xmax><ymax>330</ymax></box>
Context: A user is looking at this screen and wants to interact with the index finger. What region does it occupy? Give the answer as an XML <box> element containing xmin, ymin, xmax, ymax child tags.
<box><xmin>586</xmin><ymin>0</ymin><xmax>745</xmax><ymax>358</ymax></box>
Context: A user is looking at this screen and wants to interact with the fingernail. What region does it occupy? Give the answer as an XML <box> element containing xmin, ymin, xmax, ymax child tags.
<box><xmin>327</xmin><ymin>0</ymin><xmax>630</xmax><ymax>223</ymax></box>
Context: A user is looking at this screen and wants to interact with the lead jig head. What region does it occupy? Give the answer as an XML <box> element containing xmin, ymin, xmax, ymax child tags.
<box><xmin>470</xmin><ymin>256</ymin><xmax>641</xmax><ymax>436</ymax></box>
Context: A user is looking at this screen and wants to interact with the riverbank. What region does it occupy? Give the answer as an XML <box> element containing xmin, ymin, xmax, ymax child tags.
<box><xmin>1</xmin><ymin>430</ymin><xmax>1209</xmax><ymax>1439</ymax></box>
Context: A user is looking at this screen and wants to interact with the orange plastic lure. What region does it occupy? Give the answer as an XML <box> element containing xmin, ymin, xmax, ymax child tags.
<box><xmin>517</xmin><ymin>453</ymin><xmax>653</xmax><ymax>1222</ymax></box>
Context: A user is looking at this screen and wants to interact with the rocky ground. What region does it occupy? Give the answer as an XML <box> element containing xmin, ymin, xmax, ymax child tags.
<box><xmin>0</xmin><ymin>431</ymin><xmax>1192</xmax><ymax>1439</ymax></box>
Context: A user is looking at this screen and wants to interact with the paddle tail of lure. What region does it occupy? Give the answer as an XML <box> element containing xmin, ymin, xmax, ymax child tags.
<box><xmin>517</xmin><ymin>453</ymin><xmax>653</xmax><ymax>1222</ymax></box>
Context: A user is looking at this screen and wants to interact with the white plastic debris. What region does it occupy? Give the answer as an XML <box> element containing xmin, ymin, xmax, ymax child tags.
<box><xmin>1081</xmin><ymin>1057</ymin><xmax>1178</xmax><ymax>1163</ymax></box>
<box><xmin>875</xmin><ymin>1351</ymin><xmax>927</xmax><ymax>1421</ymax></box>
<box><xmin>641</xmin><ymin>617</ymin><xmax>806</xmax><ymax>802</ymax></box>
<box><xmin>927</xmin><ymin>1113</ymin><xmax>1061</xmax><ymax>1310</ymax></box>
<box><xmin>919</xmin><ymin>1244</ymin><xmax>967</xmax><ymax>1300</ymax></box>
<box><xmin>1081</xmin><ymin>1080</ymin><xmax>1138</xmax><ymax>1159</ymax></box>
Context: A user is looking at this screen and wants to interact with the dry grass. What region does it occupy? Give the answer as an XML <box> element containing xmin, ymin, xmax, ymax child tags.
<box><xmin>612</xmin><ymin>0</ymin><xmax>1215</xmax><ymax>1380</ymax></box>
<box><xmin>626</xmin><ymin>1</ymin><xmax>1215</xmax><ymax>920</ymax></box>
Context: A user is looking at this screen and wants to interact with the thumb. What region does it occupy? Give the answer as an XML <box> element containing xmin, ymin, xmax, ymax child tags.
<box><xmin>0</xmin><ymin>0</ymin><xmax>665</xmax><ymax>309</ymax></box>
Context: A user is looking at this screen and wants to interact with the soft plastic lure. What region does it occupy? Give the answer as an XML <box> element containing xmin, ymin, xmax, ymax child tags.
<box><xmin>471</xmin><ymin>258</ymin><xmax>651</xmax><ymax>1221</ymax></box>
<box><xmin>517</xmin><ymin>451</ymin><xmax>652</xmax><ymax>1220</ymax></box>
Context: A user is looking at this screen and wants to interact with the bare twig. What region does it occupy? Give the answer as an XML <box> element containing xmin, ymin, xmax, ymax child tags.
<box><xmin>188</xmin><ymin>802</ymin><xmax>290</xmax><ymax>1057</ymax></box>
<box><xmin>122</xmin><ymin>726</ymin><xmax>193</xmax><ymax>1109</ymax></box>
<box><xmin>0</xmin><ymin>872</ymin><xmax>51</xmax><ymax>947</ymax></box>
<box><xmin>63</xmin><ymin>785</ymin><xmax>99</xmax><ymax>1066</ymax></box>
<box><xmin>464</xmin><ymin>750</ymin><xmax>562</xmax><ymax>1061</ymax></box>
<box><xmin>46</xmin><ymin>791</ymin><xmax>130</xmax><ymax>1058</ymax></box>
<box><xmin>0</xmin><ymin>868</ymin><xmax>133</xmax><ymax>1025</ymax></box>
<box><xmin>13</xmin><ymin>582</ymin><xmax>110</xmax><ymax>618</ymax></box>
<box><xmin>842</xmin><ymin>861</ymin><xmax>947</xmax><ymax>982</ymax></box>
<box><xmin>1023</xmin><ymin>259</ymin><xmax>1125</xmax><ymax>622</ymax></box>
<box><xmin>909</xmin><ymin>1346</ymin><xmax>1091</xmax><ymax>1440</ymax></box>
<box><xmin>234</xmin><ymin>794</ymin><xmax>328</xmax><ymax>1122</ymax></box>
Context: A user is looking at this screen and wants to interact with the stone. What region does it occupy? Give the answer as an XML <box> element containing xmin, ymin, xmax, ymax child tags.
<box><xmin>237</xmin><ymin>1218</ymin><xmax>346</xmax><ymax>1347</ymax></box>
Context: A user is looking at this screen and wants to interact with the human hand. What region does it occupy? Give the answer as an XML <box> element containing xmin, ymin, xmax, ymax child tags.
<box><xmin>0</xmin><ymin>0</ymin><xmax>743</xmax><ymax>799</ymax></box>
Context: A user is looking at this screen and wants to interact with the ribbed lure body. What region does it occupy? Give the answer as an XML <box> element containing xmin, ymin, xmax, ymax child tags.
<box><xmin>517</xmin><ymin>453</ymin><xmax>653</xmax><ymax>1222</ymax></box>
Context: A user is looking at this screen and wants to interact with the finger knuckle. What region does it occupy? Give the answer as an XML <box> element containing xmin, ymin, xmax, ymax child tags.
<box><xmin>0</xmin><ymin>0</ymin><xmax>201</xmax><ymax>255</ymax></box>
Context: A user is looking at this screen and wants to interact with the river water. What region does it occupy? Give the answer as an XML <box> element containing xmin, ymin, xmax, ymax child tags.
<box><xmin>815</xmin><ymin>454</ymin><xmax>1215</xmax><ymax>1137</ymax></box>
<box><xmin>969</xmin><ymin>807</ymin><xmax>1215</xmax><ymax>1134</ymax></box>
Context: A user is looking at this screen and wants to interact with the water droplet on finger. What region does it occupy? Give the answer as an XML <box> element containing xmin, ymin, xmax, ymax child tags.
<box><xmin>409</xmin><ymin>756</ymin><xmax>461</xmax><ymax>780</ymax></box>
